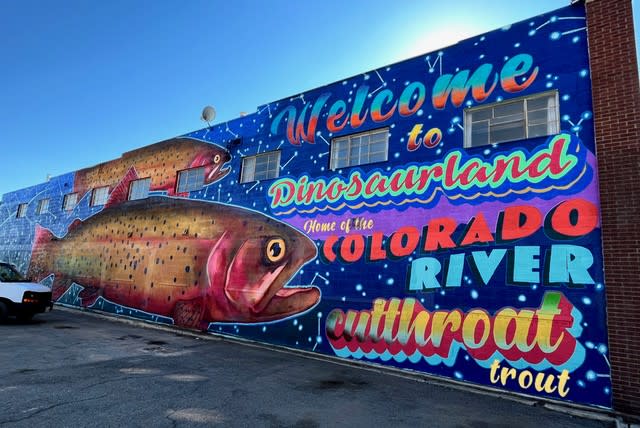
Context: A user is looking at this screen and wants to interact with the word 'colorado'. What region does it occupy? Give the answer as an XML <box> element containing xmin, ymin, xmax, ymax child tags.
<box><xmin>322</xmin><ymin>199</ymin><xmax>597</xmax><ymax>286</ymax></box>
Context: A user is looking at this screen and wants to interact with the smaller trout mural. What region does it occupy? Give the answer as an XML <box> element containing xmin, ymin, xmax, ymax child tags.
<box><xmin>73</xmin><ymin>137</ymin><xmax>231</xmax><ymax>200</ymax></box>
<box><xmin>27</xmin><ymin>197</ymin><xmax>320</xmax><ymax>328</ymax></box>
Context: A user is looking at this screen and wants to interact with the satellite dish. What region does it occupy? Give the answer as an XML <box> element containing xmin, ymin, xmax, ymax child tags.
<box><xmin>201</xmin><ymin>106</ymin><xmax>216</xmax><ymax>126</ymax></box>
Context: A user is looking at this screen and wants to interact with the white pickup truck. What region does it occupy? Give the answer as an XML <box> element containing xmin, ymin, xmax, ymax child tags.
<box><xmin>0</xmin><ymin>262</ymin><xmax>52</xmax><ymax>322</ymax></box>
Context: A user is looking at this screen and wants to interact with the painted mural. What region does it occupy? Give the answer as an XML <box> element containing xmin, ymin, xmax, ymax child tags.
<box><xmin>0</xmin><ymin>4</ymin><xmax>612</xmax><ymax>409</ymax></box>
<box><xmin>27</xmin><ymin>197</ymin><xmax>320</xmax><ymax>327</ymax></box>
<box><xmin>74</xmin><ymin>137</ymin><xmax>232</xmax><ymax>199</ymax></box>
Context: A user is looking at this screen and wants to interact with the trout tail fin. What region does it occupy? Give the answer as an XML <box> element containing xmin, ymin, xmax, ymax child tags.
<box><xmin>27</xmin><ymin>225</ymin><xmax>59</xmax><ymax>281</ymax></box>
<box><xmin>32</xmin><ymin>224</ymin><xmax>57</xmax><ymax>250</ymax></box>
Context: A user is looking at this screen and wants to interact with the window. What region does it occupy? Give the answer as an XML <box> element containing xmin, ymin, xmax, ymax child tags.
<box><xmin>464</xmin><ymin>91</ymin><xmax>559</xmax><ymax>148</ymax></box>
<box><xmin>330</xmin><ymin>128</ymin><xmax>389</xmax><ymax>170</ymax></box>
<box><xmin>90</xmin><ymin>186</ymin><xmax>109</xmax><ymax>207</ymax></box>
<box><xmin>129</xmin><ymin>178</ymin><xmax>151</xmax><ymax>200</ymax></box>
<box><xmin>241</xmin><ymin>151</ymin><xmax>281</xmax><ymax>183</ymax></box>
<box><xmin>63</xmin><ymin>193</ymin><xmax>78</xmax><ymax>211</ymax></box>
<box><xmin>16</xmin><ymin>203</ymin><xmax>27</xmax><ymax>218</ymax></box>
<box><xmin>36</xmin><ymin>198</ymin><xmax>49</xmax><ymax>215</ymax></box>
<box><xmin>177</xmin><ymin>167</ymin><xmax>205</xmax><ymax>193</ymax></box>
<box><xmin>0</xmin><ymin>263</ymin><xmax>26</xmax><ymax>282</ymax></box>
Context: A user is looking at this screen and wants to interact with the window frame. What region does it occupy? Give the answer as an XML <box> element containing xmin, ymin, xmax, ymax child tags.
<box><xmin>463</xmin><ymin>90</ymin><xmax>560</xmax><ymax>148</ymax></box>
<box><xmin>128</xmin><ymin>177</ymin><xmax>152</xmax><ymax>201</ymax></box>
<box><xmin>176</xmin><ymin>166</ymin><xmax>206</xmax><ymax>193</ymax></box>
<box><xmin>62</xmin><ymin>193</ymin><xmax>78</xmax><ymax>212</ymax></box>
<box><xmin>36</xmin><ymin>198</ymin><xmax>50</xmax><ymax>215</ymax></box>
<box><xmin>90</xmin><ymin>186</ymin><xmax>110</xmax><ymax>207</ymax></box>
<box><xmin>240</xmin><ymin>150</ymin><xmax>281</xmax><ymax>184</ymax></box>
<box><xmin>329</xmin><ymin>127</ymin><xmax>390</xmax><ymax>171</ymax></box>
<box><xmin>16</xmin><ymin>203</ymin><xmax>27</xmax><ymax>218</ymax></box>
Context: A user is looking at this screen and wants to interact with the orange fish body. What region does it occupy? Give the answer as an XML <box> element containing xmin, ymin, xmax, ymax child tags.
<box><xmin>28</xmin><ymin>197</ymin><xmax>319</xmax><ymax>328</ymax></box>
<box><xmin>73</xmin><ymin>137</ymin><xmax>231</xmax><ymax>200</ymax></box>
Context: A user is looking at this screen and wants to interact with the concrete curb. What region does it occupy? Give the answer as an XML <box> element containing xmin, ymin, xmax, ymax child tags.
<box><xmin>54</xmin><ymin>304</ymin><xmax>633</xmax><ymax>425</ymax></box>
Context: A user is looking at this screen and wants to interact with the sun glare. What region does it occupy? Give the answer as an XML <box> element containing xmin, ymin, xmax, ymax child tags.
<box><xmin>404</xmin><ymin>24</ymin><xmax>479</xmax><ymax>59</ymax></box>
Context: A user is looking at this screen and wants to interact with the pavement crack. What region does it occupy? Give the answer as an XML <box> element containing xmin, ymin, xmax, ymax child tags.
<box><xmin>0</xmin><ymin>393</ymin><xmax>109</xmax><ymax>425</ymax></box>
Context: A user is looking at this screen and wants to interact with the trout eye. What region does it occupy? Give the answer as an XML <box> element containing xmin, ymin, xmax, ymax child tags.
<box><xmin>265</xmin><ymin>237</ymin><xmax>286</xmax><ymax>263</ymax></box>
<box><xmin>213</xmin><ymin>154</ymin><xmax>221</xmax><ymax>164</ymax></box>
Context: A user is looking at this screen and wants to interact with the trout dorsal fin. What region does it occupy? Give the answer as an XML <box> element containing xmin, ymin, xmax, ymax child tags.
<box><xmin>105</xmin><ymin>166</ymin><xmax>139</xmax><ymax>208</ymax></box>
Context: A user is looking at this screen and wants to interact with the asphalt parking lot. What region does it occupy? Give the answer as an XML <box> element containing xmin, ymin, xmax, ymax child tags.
<box><xmin>0</xmin><ymin>308</ymin><xmax>614</xmax><ymax>428</ymax></box>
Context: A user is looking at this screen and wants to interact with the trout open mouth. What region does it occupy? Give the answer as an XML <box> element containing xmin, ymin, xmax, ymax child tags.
<box><xmin>206</xmin><ymin>164</ymin><xmax>231</xmax><ymax>183</ymax></box>
<box><xmin>207</xmin><ymin>230</ymin><xmax>320</xmax><ymax>323</ymax></box>
<box><xmin>262</xmin><ymin>285</ymin><xmax>321</xmax><ymax>320</ymax></box>
<box><xmin>237</xmin><ymin>262</ymin><xmax>321</xmax><ymax>320</ymax></box>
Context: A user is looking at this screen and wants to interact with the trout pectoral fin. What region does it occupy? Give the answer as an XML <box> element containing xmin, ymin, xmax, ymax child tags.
<box><xmin>172</xmin><ymin>297</ymin><xmax>205</xmax><ymax>329</ymax></box>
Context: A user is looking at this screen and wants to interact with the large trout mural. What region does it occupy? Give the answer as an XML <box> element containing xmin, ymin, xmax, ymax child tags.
<box><xmin>0</xmin><ymin>3</ymin><xmax>612</xmax><ymax>410</ymax></box>
<box><xmin>27</xmin><ymin>197</ymin><xmax>320</xmax><ymax>328</ymax></box>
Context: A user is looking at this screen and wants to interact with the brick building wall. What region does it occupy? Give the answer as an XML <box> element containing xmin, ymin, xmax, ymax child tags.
<box><xmin>586</xmin><ymin>0</ymin><xmax>640</xmax><ymax>416</ymax></box>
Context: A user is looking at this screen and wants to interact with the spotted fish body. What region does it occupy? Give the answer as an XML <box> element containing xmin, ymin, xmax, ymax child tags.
<box><xmin>28</xmin><ymin>197</ymin><xmax>320</xmax><ymax>327</ymax></box>
<box><xmin>73</xmin><ymin>137</ymin><xmax>231</xmax><ymax>199</ymax></box>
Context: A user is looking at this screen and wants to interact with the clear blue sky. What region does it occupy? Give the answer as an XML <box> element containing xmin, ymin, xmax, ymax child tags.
<box><xmin>1</xmin><ymin>0</ymin><xmax>638</xmax><ymax>197</ymax></box>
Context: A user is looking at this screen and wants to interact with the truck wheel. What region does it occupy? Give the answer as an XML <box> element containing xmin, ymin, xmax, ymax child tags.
<box><xmin>0</xmin><ymin>302</ymin><xmax>8</xmax><ymax>323</ymax></box>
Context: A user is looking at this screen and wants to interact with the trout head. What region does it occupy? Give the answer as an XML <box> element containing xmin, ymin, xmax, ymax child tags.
<box><xmin>189</xmin><ymin>144</ymin><xmax>231</xmax><ymax>185</ymax></box>
<box><xmin>205</xmin><ymin>216</ymin><xmax>320</xmax><ymax>323</ymax></box>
